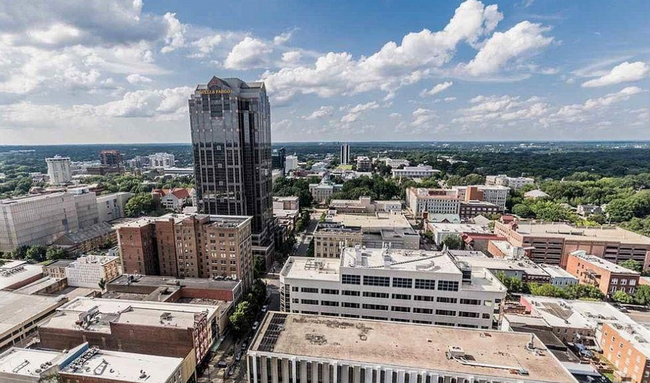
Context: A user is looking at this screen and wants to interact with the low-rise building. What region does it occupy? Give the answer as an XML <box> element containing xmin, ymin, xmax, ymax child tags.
<box><xmin>459</xmin><ymin>199</ymin><xmax>500</xmax><ymax>219</ymax></box>
<box><xmin>0</xmin><ymin>261</ymin><xmax>44</xmax><ymax>291</ymax></box>
<box><xmin>309</xmin><ymin>178</ymin><xmax>343</xmax><ymax>204</ymax></box>
<box><xmin>273</xmin><ymin>196</ymin><xmax>299</xmax><ymax>211</ymax></box>
<box><xmin>392</xmin><ymin>164</ymin><xmax>440</xmax><ymax>179</ymax></box>
<box><xmin>43</xmin><ymin>259</ymin><xmax>75</xmax><ymax>279</ymax></box>
<box><xmin>462</xmin><ymin>233</ymin><xmax>505</xmax><ymax>252</ymax></box>
<box><xmin>38</xmin><ymin>296</ymin><xmax>222</xmax><ymax>381</ymax></box>
<box><xmin>280</xmin><ymin>247</ymin><xmax>506</xmax><ymax>329</ymax></box>
<box><xmin>0</xmin><ymin>343</ymin><xmax>186</xmax><ymax>383</ymax></box>
<box><xmin>64</xmin><ymin>254</ymin><xmax>121</xmax><ymax>288</ymax></box>
<box><xmin>382</xmin><ymin>158</ymin><xmax>410</xmax><ymax>168</ymax></box>
<box><xmin>494</xmin><ymin>220</ymin><xmax>650</xmax><ymax>267</ymax></box>
<box><xmin>450</xmin><ymin>250</ymin><xmax>551</xmax><ymax>284</ymax></box>
<box><xmin>355</xmin><ymin>156</ymin><xmax>372</xmax><ymax>172</ymax></box>
<box><xmin>453</xmin><ymin>185</ymin><xmax>509</xmax><ymax>211</ymax></box>
<box><xmin>524</xmin><ymin>189</ymin><xmax>550</xmax><ymax>199</ymax></box>
<box><xmin>152</xmin><ymin>188</ymin><xmax>194</xmax><ymax>212</ymax></box>
<box><xmin>486</xmin><ymin>174</ymin><xmax>535</xmax><ymax>189</ymax></box>
<box><xmin>0</xmin><ymin>291</ymin><xmax>66</xmax><ymax>351</ymax></box>
<box><xmin>51</xmin><ymin>222</ymin><xmax>116</xmax><ymax>254</ymax></box>
<box><xmin>405</xmin><ymin>187</ymin><xmax>460</xmax><ymax>217</ymax></box>
<box><xmin>539</xmin><ymin>264</ymin><xmax>579</xmax><ymax>287</ymax></box>
<box><xmin>314</xmin><ymin>212</ymin><xmax>419</xmax><ymax>257</ymax></box>
<box><xmin>565</xmin><ymin>250</ymin><xmax>640</xmax><ymax>295</ymax></box>
<box><xmin>247</xmin><ymin>312</ymin><xmax>577</xmax><ymax>383</ymax></box>
<box><xmin>601</xmin><ymin>322</ymin><xmax>650</xmax><ymax>383</ymax></box>
<box><xmin>329</xmin><ymin>196</ymin><xmax>401</xmax><ymax>214</ymax></box>
<box><xmin>425</xmin><ymin>222</ymin><xmax>490</xmax><ymax>246</ymax></box>
<box><xmin>577</xmin><ymin>204</ymin><xmax>603</xmax><ymax>216</ymax></box>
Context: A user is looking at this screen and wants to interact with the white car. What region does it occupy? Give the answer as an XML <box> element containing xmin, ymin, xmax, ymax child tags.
<box><xmin>252</xmin><ymin>321</ymin><xmax>259</xmax><ymax>331</ymax></box>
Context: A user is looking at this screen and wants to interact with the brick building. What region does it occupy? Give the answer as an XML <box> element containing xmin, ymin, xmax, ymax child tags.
<box><xmin>565</xmin><ymin>250</ymin><xmax>640</xmax><ymax>296</ymax></box>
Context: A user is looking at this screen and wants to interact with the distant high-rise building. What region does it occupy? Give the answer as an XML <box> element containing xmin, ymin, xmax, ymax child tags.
<box><xmin>271</xmin><ymin>147</ymin><xmax>286</xmax><ymax>176</ymax></box>
<box><xmin>148</xmin><ymin>152</ymin><xmax>175</xmax><ymax>168</ymax></box>
<box><xmin>284</xmin><ymin>155</ymin><xmax>298</xmax><ymax>172</ymax></box>
<box><xmin>188</xmin><ymin>77</ymin><xmax>274</xmax><ymax>264</ymax></box>
<box><xmin>100</xmin><ymin>150</ymin><xmax>122</xmax><ymax>167</ymax></box>
<box><xmin>340</xmin><ymin>143</ymin><xmax>350</xmax><ymax>165</ymax></box>
<box><xmin>45</xmin><ymin>155</ymin><xmax>72</xmax><ymax>185</ymax></box>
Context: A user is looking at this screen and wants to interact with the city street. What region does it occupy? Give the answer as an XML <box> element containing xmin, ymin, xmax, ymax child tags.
<box><xmin>294</xmin><ymin>214</ymin><xmax>318</xmax><ymax>256</ymax></box>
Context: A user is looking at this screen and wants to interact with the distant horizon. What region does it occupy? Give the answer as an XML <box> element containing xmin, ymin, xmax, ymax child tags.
<box><xmin>4</xmin><ymin>139</ymin><xmax>650</xmax><ymax>147</ymax></box>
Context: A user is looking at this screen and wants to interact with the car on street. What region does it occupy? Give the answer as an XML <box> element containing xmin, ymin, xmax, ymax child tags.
<box><xmin>252</xmin><ymin>321</ymin><xmax>259</xmax><ymax>331</ymax></box>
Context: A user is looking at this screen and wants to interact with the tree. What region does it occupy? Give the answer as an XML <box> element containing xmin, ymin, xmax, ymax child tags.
<box><xmin>124</xmin><ymin>193</ymin><xmax>158</xmax><ymax>217</ymax></box>
<box><xmin>9</xmin><ymin>245</ymin><xmax>29</xmax><ymax>260</ymax></box>
<box><xmin>229</xmin><ymin>301</ymin><xmax>254</xmax><ymax>336</ymax></box>
<box><xmin>25</xmin><ymin>245</ymin><xmax>47</xmax><ymax>262</ymax></box>
<box><xmin>528</xmin><ymin>283</ymin><xmax>565</xmax><ymax>298</ymax></box>
<box><xmin>495</xmin><ymin>272</ymin><xmax>524</xmax><ymax>297</ymax></box>
<box><xmin>634</xmin><ymin>285</ymin><xmax>650</xmax><ymax>306</ymax></box>
<box><xmin>611</xmin><ymin>290</ymin><xmax>634</xmax><ymax>304</ymax></box>
<box><xmin>46</xmin><ymin>247</ymin><xmax>67</xmax><ymax>261</ymax></box>
<box><xmin>619</xmin><ymin>259</ymin><xmax>642</xmax><ymax>272</ymax></box>
<box><xmin>253</xmin><ymin>256</ymin><xmax>266</xmax><ymax>279</ymax></box>
<box><xmin>512</xmin><ymin>204</ymin><xmax>533</xmax><ymax>218</ymax></box>
<box><xmin>98</xmin><ymin>278</ymin><xmax>106</xmax><ymax>291</ymax></box>
<box><xmin>564</xmin><ymin>284</ymin><xmax>605</xmax><ymax>300</ymax></box>
<box><xmin>441</xmin><ymin>235</ymin><xmax>462</xmax><ymax>250</ymax></box>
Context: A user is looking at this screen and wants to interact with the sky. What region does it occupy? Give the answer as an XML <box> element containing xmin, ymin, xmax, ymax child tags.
<box><xmin>0</xmin><ymin>0</ymin><xmax>649</xmax><ymax>145</ymax></box>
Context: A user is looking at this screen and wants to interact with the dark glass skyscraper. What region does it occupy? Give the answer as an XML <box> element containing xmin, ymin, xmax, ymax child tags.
<box><xmin>188</xmin><ymin>77</ymin><xmax>274</xmax><ymax>263</ymax></box>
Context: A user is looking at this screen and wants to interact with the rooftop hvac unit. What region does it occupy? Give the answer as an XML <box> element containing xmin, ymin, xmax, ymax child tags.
<box><xmin>448</xmin><ymin>346</ymin><xmax>465</xmax><ymax>358</ymax></box>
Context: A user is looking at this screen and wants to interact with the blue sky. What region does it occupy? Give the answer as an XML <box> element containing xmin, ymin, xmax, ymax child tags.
<box><xmin>0</xmin><ymin>0</ymin><xmax>649</xmax><ymax>144</ymax></box>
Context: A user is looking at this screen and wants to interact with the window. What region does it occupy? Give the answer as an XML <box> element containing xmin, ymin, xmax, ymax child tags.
<box><xmin>362</xmin><ymin>304</ymin><xmax>389</xmax><ymax>311</ymax></box>
<box><xmin>437</xmin><ymin>280</ymin><xmax>459</xmax><ymax>291</ymax></box>
<box><xmin>342</xmin><ymin>274</ymin><xmax>361</xmax><ymax>285</ymax></box>
<box><xmin>342</xmin><ymin>314</ymin><xmax>359</xmax><ymax>318</ymax></box>
<box><xmin>436</xmin><ymin>297</ymin><xmax>458</xmax><ymax>304</ymax></box>
<box><xmin>301</xmin><ymin>299</ymin><xmax>319</xmax><ymax>305</ymax></box>
<box><xmin>363</xmin><ymin>275</ymin><xmax>390</xmax><ymax>287</ymax></box>
<box><xmin>414</xmin><ymin>295</ymin><xmax>434</xmax><ymax>302</ymax></box>
<box><xmin>392</xmin><ymin>277</ymin><xmax>413</xmax><ymax>288</ymax></box>
<box><xmin>435</xmin><ymin>309</ymin><xmax>456</xmax><ymax>316</ymax></box>
<box><xmin>391</xmin><ymin>306</ymin><xmax>410</xmax><ymax>312</ymax></box>
<box><xmin>342</xmin><ymin>290</ymin><xmax>360</xmax><ymax>296</ymax></box>
<box><xmin>414</xmin><ymin>279</ymin><xmax>436</xmax><ymax>290</ymax></box>
<box><xmin>301</xmin><ymin>287</ymin><xmax>318</xmax><ymax>293</ymax></box>
<box><xmin>390</xmin><ymin>318</ymin><xmax>410</xmax><ymax>323</ymax></box>
<box><xmin>363</xmin><ymin>291</ymin><xmax>389</xmax><ymax>299</ymax></box>
<box><xmin>321</xmin><ymin>289</ymin><xmax>340</xmax><ymax>295</ymax></box>
<box><xmin>612</xmin><ymin>278</ymin><xmax>619</xmax><ymax>285</ymax></box>
<box><xmin>321</xmin><ymin>300</ymin><xmax>339</xmax><ymax>307</ymax></box>
<box><xmin>460</xmin><ymin>298</ymin><xmax>481</xmax><ymax>306</ymax></box>
<box><xmin>342</xmin><ymin>302</ymin><xmax>360</xmax><ymax>308</ymax></box>
<box><xmin>630</xmin><ymin>280</ymin><xmax>637</xmax><ymax>286</ymax></box>
<box><xmin>392</xmin><ymin>293</ymin><xmax>411</xmax><ymax>300</ymax></box>
<box><xmin>459</xmin><ymin>311</ymin><xmax>480</xmax><ymax>318</ymax></box>
<box><xmin>413</xmin><ymin>308</ymin><xmax>433</xmax><ymax>314</ymax></box>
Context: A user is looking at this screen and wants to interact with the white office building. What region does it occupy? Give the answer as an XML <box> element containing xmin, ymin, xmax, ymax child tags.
<box><xmin>405</xmin><ymin>187</ymin><xmax>460</xmax><ymax>217</ymax></box>
<box><xmin>247</xmin><ymin>312</ymin><xmax>578</xmax><ymax>383</ymax></box>
<box><xmin>148</xmin><ymin>152</ymin><xmax>176</xmax><ymax>168</ymax></box>
<box><xmin>280</xmin><ymin>246</ymin><xmax>506</xmax><ymax>329</ymax></box>
<box><xmin>392</xmin><ymin>165</ymin><xmax>440</xmax><ymax>179</ymax></box>
<box><xmin>65</xmin><ymin>254</ymin><xmax>121</xmax><ymax>288</ymax></box>
<box><xmin>381</xmin><ymin>158</ymin><xmax>410</xmax><ymax>168</ymax></box>
<box><xmin>46</xmin><ymin>155</ymin><xmax>72</xmax><ymax>185</ymax></box>
<box><xmin>340</xmin><ymin>144</ymin><xmax>351</xmax><ymax>165</ymax></box>
<box><xmin>486</xmin><ymin>174</ymin><xmax>535</xmax><ymax>190</ymax></box>
<box><xmin>453</xmin><ymin>185</ymin><xmax>509</xmax><ymax>211</ymax></box>
<box><xmin>97</xmin><ymin>192</ymin><xmax>133</xmax><ymax>222</ymax></box>
<box><xmin>285</xmin><ymin>155</ymin><xmax>299</xmax><ymax>172</ymax></box>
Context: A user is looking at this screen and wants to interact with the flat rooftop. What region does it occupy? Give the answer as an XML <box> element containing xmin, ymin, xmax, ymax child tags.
<box><xmin>40</xmin><ymin>296</ymin><xmax>218</xmax><ymax>333</ymax></box>
<box><xmin>0</xmin><ymin>348</ymin><xmax>61</xmax><ymax>377</ymax></box>
<box><xmin>327</xmin><ymin>212</ymin><xmax>414</xmax><ymax>232</ymax></box>
<box><xmin>428</xmin><ymin>222</ymin><xmax>490</xmax><ymax>234</ymax></box>
<box><xmin>251</xmin><ymin>312</ymin><xmax>576</xmax><ymax>383</ymax></box>
<box><xmin>0</xmin><ymin>263</ymin><xmax>43</xmax><ymax>290</ymax></box>
<box><xmin>454</xmin><ymin>255</ymin><xmax>550</xmax><ymax>278</ymax></box>
<box><xmin>61</xmin><ymin>347</ymin><xmax>182</xmax><ymax>383</ymax></box>
<box><xmin>109</xmin><ymin>273</ymin><xmax>240</xmax><ymax>290</ymax></box>
<box><xmin>523</xmin><ymin>296</ymin><xmax>636</xmax><ymax>329</ymax></box>
<box><xmin>540</xmin><ymin>264</ymin><xmax>578</xmax><ymax>279</ymax></box>
<box><xmin>512</xmin><ymin>222</ymin><xmax>650</xmax><ymax>244</ymax></box>
<box><xmin>570</xmin><ymin>251</ymin><xmax>640</xmax><ymax>274</ymax></box>
<box><xmin>0</xmin><ymin>292</ymin><xmax>65</xmax><ymax>336</ymax></box>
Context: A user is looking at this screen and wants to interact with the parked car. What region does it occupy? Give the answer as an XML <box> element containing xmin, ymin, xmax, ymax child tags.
<box><xmin>216</xmin><ymin>360</ymin><xmax>228</xmax><ymax>368</ymax></box>
<box><xmin>252</xmin><ymin>321</ymin><xmax>259</xmax><ymax>330</ymax></box>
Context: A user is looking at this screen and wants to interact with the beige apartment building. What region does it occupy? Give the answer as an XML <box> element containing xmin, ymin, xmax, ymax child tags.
<box><xmin>494</xmin><ymin>220</ymin><xmax>650</xmax><ymax>267</ymax></box>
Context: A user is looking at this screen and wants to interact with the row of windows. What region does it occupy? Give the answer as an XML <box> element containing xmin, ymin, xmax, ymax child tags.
<box><xmin>339</xmin><ymin>275</ymin><xmax>459</xmax><ymax>292</ymax></box>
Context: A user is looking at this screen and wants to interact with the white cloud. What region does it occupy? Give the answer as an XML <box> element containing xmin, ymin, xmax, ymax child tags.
<box><xmin>126</xmin><ymin>74</ymin><xmax>153</xmax><ymax>84</ymax></box>
<box><xmin>463</xmin><ymin>21</ymin><xmax>553</xmax><ymax>76</ymax></box>
<box><xmin>161</xmin><ymin>12</ymin><xmax>185</xmax><ymax>53</ymax></box>
<box><xmin>273</xmin><ymin>31</ymin><xmax>293</xmax><ymax>45</ymax></box>
<box><xmin>191</xmin><ymin>34</ymin><xmax>223</xmax><ymax>55</ymax></box>
<box><xmin>389</xmin><ymin>112</ymin><xmax>402</xmax><ymax>119</ymax></box>
<box><xmin>92</xmin><ymin>86</ymin><xmax>193</xmax><ymax>120</ymax></box>
<box><xmin>28</xmin><ymin>23</ymin><xmax>81</xmax><ymax>45</ymax></box>
<box><xmin>282</xmin><ymin>51</ymin><xmax>302</xmax><ymax>65</ymax></box>
<box><xmin>420</xmin><ymin>81</ymin><xmax>453</xmax><ymax>97</ymax></box>
<box><xmin>341</xmin><ymin>102</ymin><xmax>379</xmax><ymax>123</ymax></box>
<box><xmin>224</xmin><ymin>37</ymin><xmax>273</xmax><ymax>69</ymax></box>
<box><xmin>454</xmin><ymin>95</ymin><xmax>549</xmax><ymax>123</ymax></box>
<box><xmin>412</xmin><ymin>108</ymin><xmax>437</xmax><ymax>127</ymax></box>
<box><xmin>304</xmin><ymin>106</ymin><xmax>333</xmax><ymax>120</ymax></box>
<box><xmin>262</xmin><ymin>0</ymin><xmax>510</xmax><ymax>101</ymax></box>
<box><xmin>581</xmin><ymin>61</ymin><xmax>649</xmax><ymax>88</ymax></box>
<box><xmin>554</xmin><ymin>86</ymin><xmax>644</xmax><ymax>122</ymax></box>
